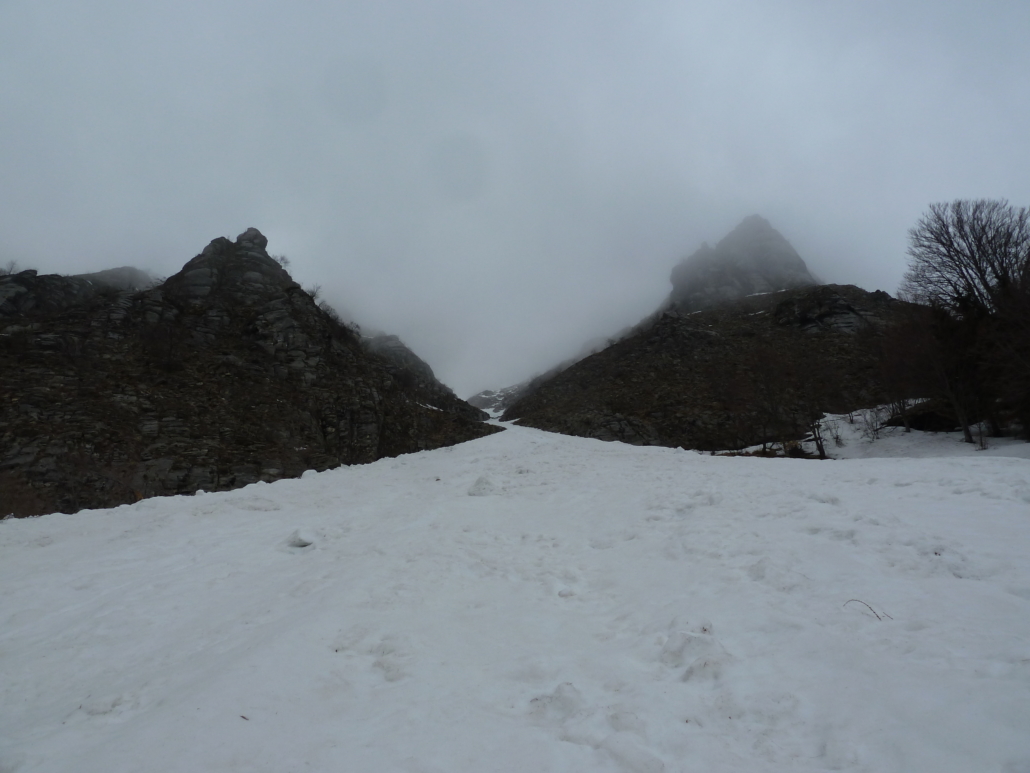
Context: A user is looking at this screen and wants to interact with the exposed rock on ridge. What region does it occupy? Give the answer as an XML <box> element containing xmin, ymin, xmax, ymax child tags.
<box><xmin>0</xmin><ymin>228</ymin><xmax>497</xmax><ymax>517</ymax></box>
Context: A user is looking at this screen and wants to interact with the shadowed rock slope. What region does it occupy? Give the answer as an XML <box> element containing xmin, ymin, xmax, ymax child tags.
<box><xmin>0</xmin><ymin>228</ymin><xmax>498</xmax><ymax>517</ymax></box>
<box><xmin>502</xmin><ymin>284</ymin><xmax>903</xmax><ymax>450</ymax></box>
<box><xmin>361</xmin><ymin>334</ymin><xmax>484</xmax><ymax>423</ymax></box>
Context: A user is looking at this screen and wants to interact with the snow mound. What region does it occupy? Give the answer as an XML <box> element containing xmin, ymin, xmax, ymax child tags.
<box><xmin>467</xmin><ymin>475</ymin><xmax>497</xmax><ymax>496</ymax></box>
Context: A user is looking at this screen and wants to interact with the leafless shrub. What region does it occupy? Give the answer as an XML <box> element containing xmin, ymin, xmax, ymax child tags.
<box><xmin>974</xmin><ymin>421</ymin><xmax>990</xmax><ymax>450</ymax></box>
<box><xmin>859</xmin><ymin>406</ymin><xmax>888</xmax><ymax>441</ymax></box>
<box><xmin>822</xmin><ymin>417</ymin><xmax>845</xmax><ymax>448</ymax></box>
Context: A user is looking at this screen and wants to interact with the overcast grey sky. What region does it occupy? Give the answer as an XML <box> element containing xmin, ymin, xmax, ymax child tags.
<box><xmin>2</xmin><ymin>0</ymin><xmax>1028</xmax><ymax>397</ymax></box>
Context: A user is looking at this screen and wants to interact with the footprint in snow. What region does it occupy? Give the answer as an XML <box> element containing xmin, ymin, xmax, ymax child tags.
<box><xmin>659</xmin><ymin>632</ymin><xmax>733</xmax><ymax>685</ymax></box>
<box><xmin>76</xmin><ymin>692</ymin><xmax>142</xmax><ymax>722</ymax></box>
<box><xmin>528</xmin><ymin>684</ymin><xmax>666</xmax><ymax>772</ymax></box>
<box><xmin>332</xmin><ymin>629</ymin><xmax>413</xmax><ymax>682</ymax></box>
<box><xmin>650</xmin><ymin>618</ymin><xmax>736</xmax><ymax>685</ymax></box>
<box><xmin>746</xmin><ymin>557</ymin><xmax>807</xmax><ymax>592</ymax></box>
<box><xmin>235</xmin><ymin>496</ymin><xmax>281</xmax><ymax>512</ymax></box>
<box><xmin>369</xmin><ymin>634</ymin><xmax>411</xmax><ymax>682</ymax></box>
<box><xmin>528</xmin><ymin>682</ymin><xmax>585</xmax><ymax>725</ymax></box>
<box><xmin>602</xmin><ymin>733</ymin><xmax>666</xmax><ymax>773</ymax></box>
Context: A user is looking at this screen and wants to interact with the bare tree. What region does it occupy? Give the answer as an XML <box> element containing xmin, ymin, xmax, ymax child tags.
<box><xmin>901</xmin><ymin>199</ymin><xmax>1030</xmax><ymax>316</ymax></box>
<box><xmin>900</xmin><ymin>199</ymin><xmax>1030</xmax><ymax>440</ymax></box>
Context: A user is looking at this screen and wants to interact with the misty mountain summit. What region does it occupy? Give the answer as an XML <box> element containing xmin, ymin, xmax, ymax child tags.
<box><xmin>495</xmin><ymin>216</ymin><xmax>904</xmax><ymax>451</ymax></box>
<box><xmin>471</xmin><ymin>216</ymin><xmax>823</xmax><ymax>415</ymax></box>
<box><xmin>669</xmin><ymin>215</ymin><xmax>817</xmax><ymax>312</ymax></box>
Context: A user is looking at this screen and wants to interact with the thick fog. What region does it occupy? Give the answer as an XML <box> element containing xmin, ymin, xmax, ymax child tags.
<box><xmin>2</xmin><ymin>1</ymin><xmax>1028</xmax><ymax>397</ymax></box>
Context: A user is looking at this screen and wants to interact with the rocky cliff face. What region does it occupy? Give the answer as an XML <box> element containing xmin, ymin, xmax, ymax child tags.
<box><xmin>669</xmin><ymin>215</ymin><xmax>817</xmax><ymax>312</ymax></box>
<box><xmin>362</xmin><ymin>334</ymin><xmax>485</xmax><ymax>424</ymax></box>
<box><xmin>502</xmin><ymin>284</ymin><xmax>902</xmax><ymax>450</ymax></box>
<box><xmin>0</xmin><ymin>229</ymin><xmax>498</xmax><ymax>517</ymax></box>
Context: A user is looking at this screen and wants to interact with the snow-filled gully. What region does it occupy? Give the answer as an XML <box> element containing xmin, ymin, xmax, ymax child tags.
<box><xmin>2</xmin><ymin>422</ymin><xmax>1029</xmax><ymax>772</ymax></box>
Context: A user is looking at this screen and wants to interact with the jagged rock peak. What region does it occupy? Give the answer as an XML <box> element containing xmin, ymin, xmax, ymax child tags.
<box><xmin>167</xmin><ymin>228</ymin><xmax>295</xmax><ymax>305</ymax></box>
<box><xmin>669</xmin><ymin>215</ymin><xmax>817</xmax><ymax>312</ymax></box>
<box><xmin>236</xmin><ymin>227</ymin><xmax>268</xmax><ymax>250</ymax></box>
<box><xmin>198</xmin><ymin>228</ymin><xmax>269</xmax><ymax>259</ymax></box>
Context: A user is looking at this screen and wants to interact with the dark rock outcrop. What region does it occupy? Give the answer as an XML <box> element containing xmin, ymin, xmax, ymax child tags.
<box><xmin>502</xmin><ymin>284</ymin><xmax>904</xmax><ymax>450</ymax></box>
<box><xmin>0</xmin><ymin>228</ymin><xmax>498</xmax><ymax>517</ymax></box>
<box><xmin>669</xmin><ymin>215</ymin><xmax>817</xmax><ymax>312</ymax></box>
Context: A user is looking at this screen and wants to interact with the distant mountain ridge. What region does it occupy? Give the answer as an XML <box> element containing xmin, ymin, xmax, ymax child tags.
<box><xmin>72</xmin><ymin>266</ymin><xmax>156</xmax><ymax>291</ymax></box>
<box><xmin>467</xmin><ymin>383</ymin><xmax>526</xmax><ymax>416</ymax></box>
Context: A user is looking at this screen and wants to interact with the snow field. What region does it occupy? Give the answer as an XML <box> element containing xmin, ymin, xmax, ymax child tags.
<box><xmin>2</xmin><ymin>423</ymin><xmax>1029</xmax><ymax>772</ymax></box>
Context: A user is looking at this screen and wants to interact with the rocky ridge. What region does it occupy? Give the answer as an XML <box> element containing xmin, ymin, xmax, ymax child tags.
<box><xmin>0</xmin><ymin>228</ymin><xmax>498</xmax><ymax>517</ymax></box>
<box><xmin>501</xmin><ymin>282</ymin><xmax>905</xmax><ymax>451</ymax></box>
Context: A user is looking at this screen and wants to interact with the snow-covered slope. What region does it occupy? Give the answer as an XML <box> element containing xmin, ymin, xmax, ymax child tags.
<box><xmin>2</xmin><ymin>423</ymin><xmax>1029</xmax><ymax>772</ymax></box>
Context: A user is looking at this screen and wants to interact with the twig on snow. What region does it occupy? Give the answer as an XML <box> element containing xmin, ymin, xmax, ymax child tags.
<box><xmin>844</xmin><ymin>599</ymin><xmax>892</xmax><ymax>621</ymax></box>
